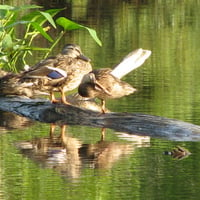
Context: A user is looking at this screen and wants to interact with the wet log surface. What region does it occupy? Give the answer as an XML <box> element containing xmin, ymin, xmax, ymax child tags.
<box><xmin>0</xmin><ymin>97</ymin><xmax>200</xmax><ymax>141</ymax></box>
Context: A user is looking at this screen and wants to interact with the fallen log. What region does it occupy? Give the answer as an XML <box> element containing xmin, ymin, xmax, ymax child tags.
<box><xmin>0</xmin><ymin>97</ymin><xmax>200</xmax><ymax>141</ymax></box>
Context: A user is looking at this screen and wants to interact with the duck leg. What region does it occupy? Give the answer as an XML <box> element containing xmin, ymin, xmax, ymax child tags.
<box><xmin>60</xmin><ymin>125</ymin><xmax>67</xmax><ymax>143</ymax></box>
<box><xmin>101</xmin><ymin>127</ymin><xmax>106</xmax><ymax>140</ymax></box>
<box><xmin>49</xmin><ymin>123</ymin><xmax>56</xmax><ymax>137</ymax></box>
<box><xmin>101</xmin><ymin>99</ymin><xmax>106</xmax><ymax>113</ymax></box>
<box><xmin>60</xmin><ymin>89</ymin><xmax>70</xmax><ymax>105</ymax></box>
<box><xmin>50</xmin><ymin>91</ymin><xmax>60</xmax><ymax>103</ymax></box>
<box><xmin>50</xmin><ymin>90</ymin><xmax>70</xmax><ymax>104</ymax></box>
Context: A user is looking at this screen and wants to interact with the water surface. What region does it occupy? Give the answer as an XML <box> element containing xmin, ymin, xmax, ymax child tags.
<box><xmin>1</xmin><ymin>0</ymin><xmax>200</xmax><ymax>200</ymax></box>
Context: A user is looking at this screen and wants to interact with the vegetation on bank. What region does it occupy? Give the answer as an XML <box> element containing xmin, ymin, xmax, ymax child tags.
<box><xmin>0</xmin><ymin>4</ymin><xmax>102</xmax><ymax>72</ymax></box>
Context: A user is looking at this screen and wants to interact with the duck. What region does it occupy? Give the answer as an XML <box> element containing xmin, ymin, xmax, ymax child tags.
<box><xmin>163</xmin><ymin>146</ymin><xmax>191</xmax><ymax>160</ymax></box>
<box><xmin>78</xmin><ymin>68</ymin><xmax>136</xmax><ymax>113</ymax></box>
<box><xmin>0</xmin><ymin>44</ymin><xmax>92</xmax><ymax>104</ymax></box>
<box><xmin>78</xmin><ymin>48</ymin><xmax>151</xmax><ymax>113</ymax></box>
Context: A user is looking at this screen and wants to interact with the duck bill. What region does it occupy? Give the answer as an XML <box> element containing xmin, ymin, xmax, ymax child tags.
<box><xmin>78</xmin><ymin>54</ymin><xmax>91</xmax><ymax>62</ymax></box>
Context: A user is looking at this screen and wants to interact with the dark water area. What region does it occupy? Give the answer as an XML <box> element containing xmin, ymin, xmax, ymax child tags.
<box><xmin>1</xmin><ymin>0</ymin><xmax>200</xmax><ymax>199</ymax></box>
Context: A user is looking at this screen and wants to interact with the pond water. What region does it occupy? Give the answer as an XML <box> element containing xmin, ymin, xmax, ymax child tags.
<box><xmin>1</xmin><ymin>0</ymin><xmax>200</xmax><ymax>199</ymax></box>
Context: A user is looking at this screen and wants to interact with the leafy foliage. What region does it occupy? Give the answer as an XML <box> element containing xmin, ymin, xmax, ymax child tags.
<box><xmin>56</xmin><ymin>17</ymin><xmax>102</xmax><ymax>46</ymax></box>
<box><xmin>0</xmin><ymin>5</ymin><xmax>102</xmax><ymax>72</ymax></box>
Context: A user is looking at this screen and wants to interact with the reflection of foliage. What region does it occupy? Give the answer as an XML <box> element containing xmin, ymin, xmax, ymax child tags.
<box><xmin>0</xmin><ymin>4</ymin><xmax>101</xmax><ymax>72</ymax></box>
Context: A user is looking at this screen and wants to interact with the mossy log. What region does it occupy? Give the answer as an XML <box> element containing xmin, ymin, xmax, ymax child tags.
<box><xmin>0</xmin><ymin>97</ymin><xmax>200</xmax><ymax>141</ymax></box>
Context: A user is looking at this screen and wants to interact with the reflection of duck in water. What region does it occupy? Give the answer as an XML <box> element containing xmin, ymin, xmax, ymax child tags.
<box><xmin>79</xmin><ymin>128</ymin><xmax>150</xmax><ymax>169</ymax></box>
<box><xmin>78</xmin><ymin>48</ymin><xmax>151</xmax><ymax>113</ymax></box>
<box><xmin>17</xmin><ymin>125</ymin><xmax>82</xmax><ymax>179</ymax></box>
<box><xmin>16</xmin><ymin>125</ymin><xmax>150</xmax><ymax>178</ymax></box>
<box><xmin>0</xmin><ymin>44</ymin><xmax>92</xmax><ymax>104</ymax></box>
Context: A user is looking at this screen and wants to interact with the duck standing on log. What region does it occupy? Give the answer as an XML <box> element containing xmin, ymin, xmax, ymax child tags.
<box><xmin>0</xmin><ymin>44</ymin><xmax>92</xmax><ymax>104</ymax></box>
<box><xmin>78</xmin><ymin>48</ymin><xmax>151</xmax><ymax>113</ymax></box>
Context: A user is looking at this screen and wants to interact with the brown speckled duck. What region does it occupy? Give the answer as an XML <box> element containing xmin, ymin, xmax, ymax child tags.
<box><xmin>0</xmin><ymin>44</ymin><xmax>92</xmax><ymax>104</ymax></box>
<box><xmin>78</xmin><ymin>48</ymin><xmax>151</xmax><ymax>113</ymax></box>
<box><xmin>164</xmin><ymin>146</ymin><xmax>191</xmax><ymax>160</ymax></box>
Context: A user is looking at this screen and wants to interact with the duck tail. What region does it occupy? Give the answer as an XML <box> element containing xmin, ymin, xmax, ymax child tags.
<box><xmin>110</xmin><ymin>48</ymin><xmax>151</xmax><ymax>79</ymax></box>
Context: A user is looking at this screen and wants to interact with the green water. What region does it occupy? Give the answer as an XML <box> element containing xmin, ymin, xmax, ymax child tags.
<box><xmin>1</xmin><ymin>0</ymin><xmax>200</xmax><ymax>199</ymax></box>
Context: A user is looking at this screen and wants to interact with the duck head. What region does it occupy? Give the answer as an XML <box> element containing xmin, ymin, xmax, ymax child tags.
<box><xmin>80</xmin><ymin>72</ymin><xmax>111</xmax><ymax>96</ymax></box>
<box><xmin>62</xmin><ymin>44</ymin><xmax>91</xmax><ymax>62</ymax></box>
<box><xmin>81</xmin><ymin>72</ymin><xmax>96</xmax><ymax>84</ymax></box>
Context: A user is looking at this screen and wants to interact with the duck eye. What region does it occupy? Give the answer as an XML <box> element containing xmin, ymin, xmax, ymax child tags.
<box><xmin>75</xmin><ymin>47</ymin><xmax>81</xmax><ymax>54</ymax></box>
<box><xmin>68</xmin><ymin>47</ymin><xmax>74</xmax><ymax>50</ymax></box>
<box><xmin>89</xmin><ymin>73</ymin><xmax>96</xmax><ymax>82</ymax></box>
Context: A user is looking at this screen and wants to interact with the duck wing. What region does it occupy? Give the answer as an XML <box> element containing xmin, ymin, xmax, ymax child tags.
<box><xmin>92</xmin><ymin>69</ymin><xmax>114</xmax><ymax>96</ymax></box>
<box><xmin>111</xmin><ymin>48</ymin><xmax>151</xmax><ymax>79</ymax></box>
<box><xmin>23</xmin><ymin>66</ymin><xmax>67</xmax><ymax>79</ymax></box>
<box><xmin>22</xmin><ymin>56</ymin><xmax>67</xmax><ymax>80</ymax></box>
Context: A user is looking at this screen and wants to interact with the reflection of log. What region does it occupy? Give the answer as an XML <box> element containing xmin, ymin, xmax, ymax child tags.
<box><xmin>0</xmin><ymin>97</ymin><xmax>200</xmax><ymax>141</ymax></box>
<box><xmin>0</xmin><ymin>110</ymin><xmax>33</xmax><ymax>133</ymax></box>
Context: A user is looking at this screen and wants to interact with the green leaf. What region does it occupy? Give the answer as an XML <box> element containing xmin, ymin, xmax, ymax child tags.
<box><xmin>20</xmin><ymin>11</ymin><xmax>41</xmax><ymax>21</ymax></box>
<box><xmin>0</xmin><ymin>20</ymin><xmax>31</xmax><ymax>31</ymax></box>
<box><xmin>0</xmin><ymin>5</ymin><xmax>15</xmax><ymax>20</ymax></box>
<box><xmin>31</xmin><ymin>22</ymin><xmax>53</xmax><ymax>42</ymax></box>
<box><xmin>27</xmin><ymin>47</ymin><xmax>50</xmax><ymax>51</ymax></box>
<box><xmin>84</xmin><ymin>27</ymin><xmax>102</xmax><ymax>46</ymax></box>
<box><xmin>45</xmin><ymin>8</ymin><xmax>65</xmax><ymax>17</ymax></box>
<box><xmin>0</xmin><ymin>9</ymin><xmax>7</xmax><ymax>19</ymax></box>
<box><xmin>21</xmin><ymin>9</ymin><xmax>61</xmax><ymax>28</ymax></box>
<box><xmin>0</xmin><ymin>5</ymin><xmax>41</xmax><ymax>13</ymax></box>
<box><xmin>13</xmin><ymin>5</ymin><xmax>42</xmax><ymax>11</ymax></box>
<box><xmin>20</xmin><ymin>46</ymin><xmax>50</xmax><ymax>51</ymax></box>
<box><xmin>39</xmin><ymin>11</ymin><xmax>56</xmax><ymax>29</ymax></box>
<box><xmin>2</xmin><ymin>33</ymin><xmax>13</xmax><ymax>49</ymax></box>
<box><xmin>56</xmin><ymin>17</ymin><xmax>102</xmax><ymax>46</ymax></box>
<box><xmin>56</xmin><ymin>17</ymin><xmax>82</xmax><ymax>30</ymax></box>
<box><xmin>0</xmin><ymin>5</ymin><xmax>15</xmax><ymax>10</ymax></box>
